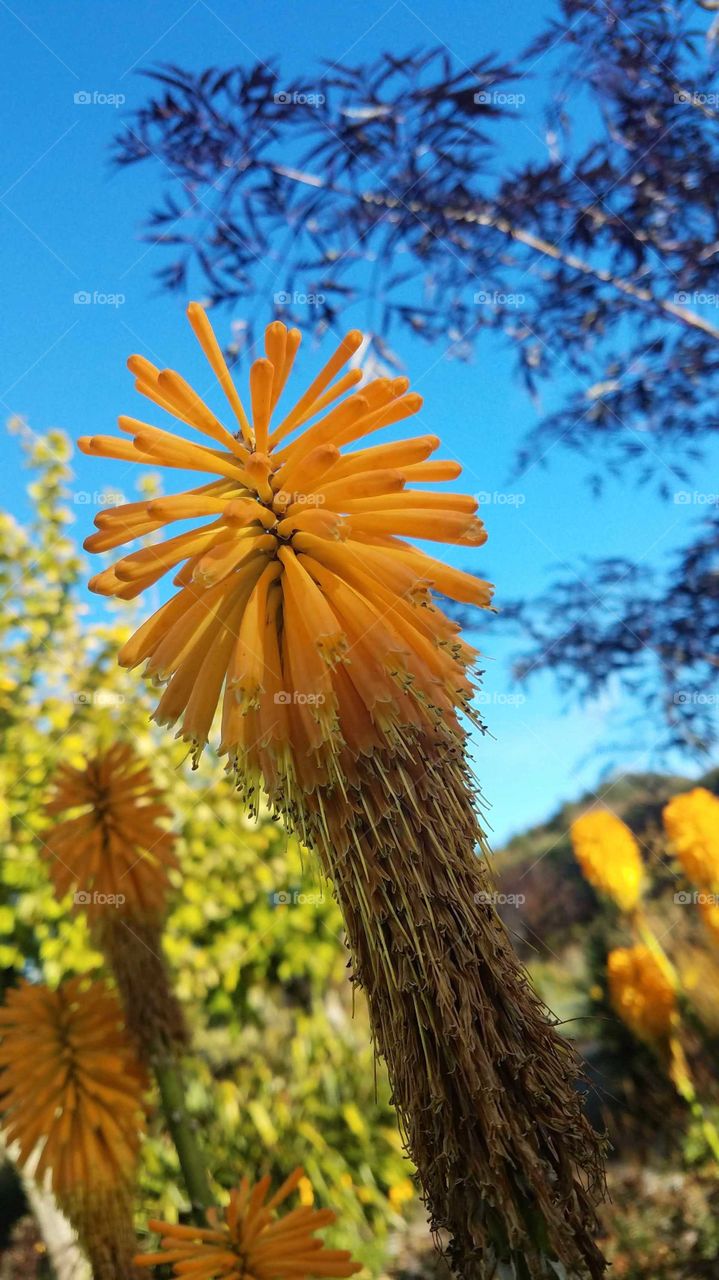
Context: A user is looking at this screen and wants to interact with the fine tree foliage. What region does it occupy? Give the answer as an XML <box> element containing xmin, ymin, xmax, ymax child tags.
<box><xmin>112</xmin><ymin>0</ymin><xmax>719</xmax><ymax>751</ymax></box>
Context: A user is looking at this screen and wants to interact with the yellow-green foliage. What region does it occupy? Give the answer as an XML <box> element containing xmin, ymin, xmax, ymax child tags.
<box><xmin>0</xmin><ymin>419</ymin><xmax>414</xmax><ymax>1270</ymax></box>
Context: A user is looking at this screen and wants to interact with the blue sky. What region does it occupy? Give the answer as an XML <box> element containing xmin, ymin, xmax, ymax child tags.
<box><xmin>0</xmin><ymin>0</ymin><xmax>711</xmax><ymax>844</ymax></box>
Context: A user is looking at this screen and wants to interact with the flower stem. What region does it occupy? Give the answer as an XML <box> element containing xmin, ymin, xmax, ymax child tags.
<box><xmin>631</xmin><ymin>908</ymin><xmax>681</xmax><ymax>989</ymax></box>
<box><xmin>152</xmin><ymin>1053</ymin><xmax>214</xmax><ymax>1221</ymax></box>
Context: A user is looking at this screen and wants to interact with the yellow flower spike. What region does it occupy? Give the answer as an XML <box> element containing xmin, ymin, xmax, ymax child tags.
<box><xmin>81</xmin><ymin>306</ymin><xmax>609</xmax><ymax>1279</ymax></box>
<box><xmin>135</xmin><ymin>1167</ymin><xmax>361</xmax><ymax>1280</ymax></box>
<box><xmin>0</xmin><ymin>979</ymin><xmax>146</xmax><ymax>1280</ymax></box>
<box><xmin>607</xmin><ymin>944</ymin><xmax>676</xmax><ymax>1043</ymax></box>
<box><xmin>663</xmin><ymin>787</ymin><xmax>719</xmax><ymax>890</ymax></box>
<box><xmin>570</xmin><ymin>809</ymin><xmax>645</xmax><ymax>914</ymax></box>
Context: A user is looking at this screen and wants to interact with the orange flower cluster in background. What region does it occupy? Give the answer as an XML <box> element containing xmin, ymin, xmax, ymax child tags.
<box><xmin>136</xmin><ymin>1166</ymin><xmax>361</xmax><ymax>1280</ymax></box>
<box><xmin>663</xmin><ymin>787</ymin><xmax>719</xmax><ymax>891</ymax></box>
<box><xmin>43</xmin><ymin>742</ymin><xmax>177</xmax><ymax>918</ymax></box>
<box><xmin>0</xmin><ymin>978</ymin><xmax>146</xmax><ymax>1194</ymax></box>
<box><xmin>570</xmin><ymin>810</ymin><xmax>645</xmax><ymax>914</ymax></box>
<box><xmin>607</xmin><ymin>945</ymin><xmax>676</xmax><ymax>1044</ymax></box>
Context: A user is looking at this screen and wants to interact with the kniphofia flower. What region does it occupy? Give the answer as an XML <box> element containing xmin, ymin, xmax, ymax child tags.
<box><xmin>570</xmin><ymin>809</ymin><xmax>644</xmax><ymax>914</ymax></box>
<box><xmin>607</xmin><ymin>945</ymin><xmax>676</xmax><ymax>1043</ymax></box>
<box><xmin>663</xmin><ymin>787</ymin><xmax>719</xmax><ymax>890</ymax></box>
<box><xmin>0</xmin><ymin>978</ymin><xmax>146</xmax><ymax>1278</ymax></box>
<box><xmin>136</xmin><ymin>1166</ymin><xmax>361</xmax><ymax>1279</ymax></box>
<box><xmin>80</xmin><ymin>305</ymin><xmax>606</xmax><ymax>1278</ymax></box>
<box><xmin>43</xmin><ymin>744</ymin><xmax>186</xmax><ymax>1056</ymax></box>
<box><xmin>44</xmin><ymin>743</ymin><xmax>177</xmax><ymax>918</ymax></box>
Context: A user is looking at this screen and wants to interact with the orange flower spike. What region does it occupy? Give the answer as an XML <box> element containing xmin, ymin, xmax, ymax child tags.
<box><xmin>42</xmin><ymin>745</ymin><xmax>177</xmax><ymax>918</ymax></box>
<box><xmin>81</xmin><ymin>307</ymin><xmax>609</xmax><ymax>1279</ymax></box>
<box><xmin>136</xmin><ymin>1168</ymin><xmax>361</xmax><ymax>1280</ymax></box>
<box><xmin>0</xmin><ymin>978</ymin><xmax>146</xmax><ymax>1197</ymax></box>
<box><xmin>663</xmin><ymin>787</ymin><xmax>719</xmax><ymax>890</ymax></box>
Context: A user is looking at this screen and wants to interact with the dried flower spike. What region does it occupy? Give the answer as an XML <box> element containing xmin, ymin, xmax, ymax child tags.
<box><xmin>136</xmin><ymin>1166</ymin><xmax>361</xmax><ymax>1280</ymax></box>
<box><xmin>81</xmin><ymin>307</ymin><xmax>606</xmax><ymax>1278</ymax></box>
<box><xmin>0</xmin><ymin>978</ymin><xmax>146</xmax><ymax>1279</ymax></box>
<box><xmin>663</xmin><ymin>787</ymin><xmax>719</xmax><ymax>890</ymax></box>
<box><xmin>570</xmin><ymin>809</ymin><xmax>644</xmax><ymax>914</ymax></box>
